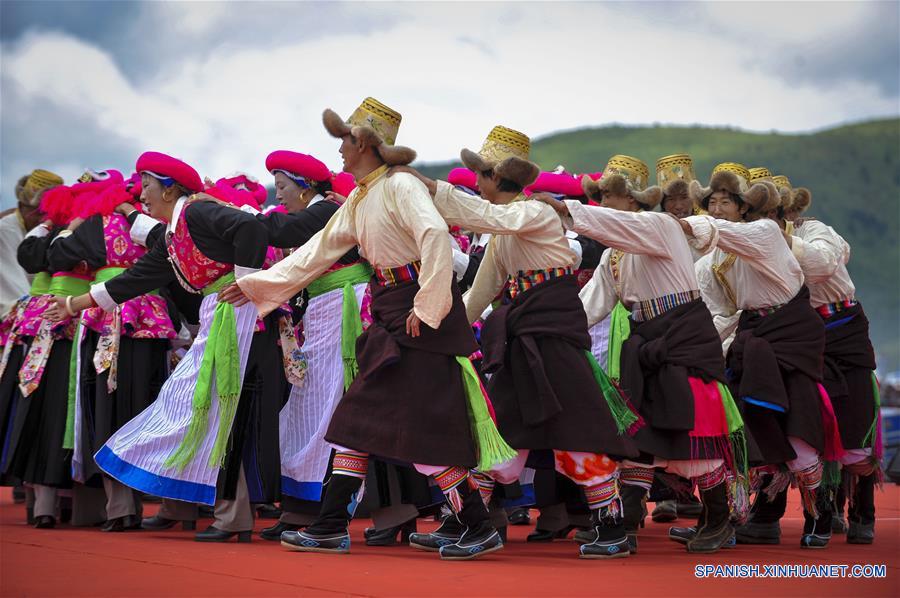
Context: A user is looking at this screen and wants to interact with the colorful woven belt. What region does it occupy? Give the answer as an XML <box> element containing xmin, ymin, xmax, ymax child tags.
<box><xmin>631</xmin><ymin>290</ymin><xmax>701</xmax><ymax>322</ymax></box>
<box><xmin>507</xmin><ymin>267</ymin><xmax>573</xmax><ymax>300</ymax></box>
<box><xmin>374</xmin><ymin>261</ymin><xmax>421</xmax><ymax>287</ymax></box>
<box><xmin>753</xmin><ymin>303</ymin><xmax>786</xmax><ymax>318</ymax></box>
<box><xmin>816</xmin><ymin>299</ymin><xmax>856</xmax><ymax>318</ymax></box>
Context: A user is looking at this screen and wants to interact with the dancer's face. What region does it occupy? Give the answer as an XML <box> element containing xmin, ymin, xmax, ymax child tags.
<box><xmin>274</xmin><ymin>172</ymin><xmax>307</xmax><ymax>213</ymax></box>
<box><xmin>140</xmin><ymin>175</ymin><xmax>177</xmax><ymax>222</ymax></box>
<box><xmin>707</xmin><ymin>190</ymin><xmax>747</xmax><ymax>222</ymax></box>
<box><xmin>663</xmin><ymin>193</ymin><xmax>693</xmax><ymax>218</ymax></box>
<box><xmin>600</xmin><ymin>191</ymin><xmax>637</xmax><ymax>212</ymax></box>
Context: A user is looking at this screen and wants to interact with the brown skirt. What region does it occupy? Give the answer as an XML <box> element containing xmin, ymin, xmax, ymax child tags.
<box><xmin>325</xmin><ymin>279</ymin><xmax>479</xmax><ymax>468</ymax></box>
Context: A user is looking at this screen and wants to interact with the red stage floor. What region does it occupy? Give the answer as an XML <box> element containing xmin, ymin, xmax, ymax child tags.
<box><xmin>1</xmin><ymin>486</ymin><xmax>897</xmax><ymax>597</ymax></box>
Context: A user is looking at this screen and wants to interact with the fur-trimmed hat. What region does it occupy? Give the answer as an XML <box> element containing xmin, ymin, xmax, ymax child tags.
<box><xmin>689</xmin><ymin>162</ymin><xmax>752</xmax><ymax>204</ymax></box>
<box><xmin>322</xmin><ymin>97</ymin><xmax>416</xmax><ymax>166</ymax></box>
<box><xmin>789</xmin><ymin>187</ymin><xmax>812</xmax><ymax>213</ymax></box>
<box><xmin>743</xmin><ymin>180</ymin><xmax>780</xmax><ymax>214</ymax></box>
<box><xmin>656</xmin><ymin>153</ymin><xmax>696</xmax><ymax>199</ymax></box>
<box><xmin>582</xmin><ymin>155</ymin><xmax>663</xmax><ymax>209</ymax></box>
<box><xmin>772</xmin><ymin>175</ymin><xmax>791</xmax><ymax>189</ymax></box>
<box><xmin>459</xmin><ymin>126</ymin><xmax>540</xmax><ymax>189</ymax></box>
<box><xmin>16</xmin><ymin>169</ymin><xmax>64</xmax><ymax>207</ymax></box>
<box><xmin>748</xmin><ymin>166</ymin><xmax>774</xmax><ymax>184</ymax></box>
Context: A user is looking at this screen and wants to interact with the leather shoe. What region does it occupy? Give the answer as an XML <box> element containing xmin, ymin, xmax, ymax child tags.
<box><xmin>141</xmin><ymin>515</ymin><xmax>196</xmax><ymax>531</ymax></box>
<box><xmin>261</xmin><ymin>521</ymin><xmax>301</xmax><ymax>541</ymax></box>
<box><xmin>195</xmin><ymin>525</ymin><xmax>251</xmax><ymax>543</ymax></box>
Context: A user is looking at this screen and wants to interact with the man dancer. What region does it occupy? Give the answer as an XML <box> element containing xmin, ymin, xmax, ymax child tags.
<box><xmin>223</xmin><ymin>98</ymin><xmax>511</xmax><ymax>560</ymax></box>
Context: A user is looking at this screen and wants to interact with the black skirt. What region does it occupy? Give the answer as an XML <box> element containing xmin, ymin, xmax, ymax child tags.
<box><xmin>0</xmin><ymin>342</ymin><xmax>28</xmax><ymax>484</ymax></box>
<box><xmin>4</xmin><ymin>338</ymin><xmax>74</xmax><ymax>487</ymax></box>
<box><xmin>220</xmin><ymin>316</ymin><xmax>285</xmax><ymax>502</ymax></box>
<box><xmin>78</xmin><ymin>331</ymin><xmax>169</xmax><ymax>485</ymax></box>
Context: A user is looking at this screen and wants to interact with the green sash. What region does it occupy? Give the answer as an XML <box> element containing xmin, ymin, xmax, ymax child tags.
<box><xmin>56</xmin><ymin>274</ymin><xmax>93</xmax><ymax>450</ymax></box>
<box><xmin>605</xmin><ymin>302</ymin><xmax>631</xmax><ymax>381</ymax></box>
<box><xmin>29</xmin><ymin>272</ymin><xmax>51</xmax><ymax>297</ymax></box>
<box><xmin>585</xmin><ymin>350</ymin><xmax>640</xmax><ymax>434</ymax></box>
<box><xmin>48</xmin><ymin>274</ymin><xmax>91</xmax><ymax>297</ymax></box>
<box><xmin>165</xmin><ymin>272</ymin><xmax>241</xmax><ymax>470</ymax></box>
<box><xmin>456</xmin><ymin>356</ymin><xmax>517</xmax><ymax>471</ymax></box>
<box><xmin>307</xmin><ymin>263</ymin><xmax>373</xmax><ymax>390</ymax></box>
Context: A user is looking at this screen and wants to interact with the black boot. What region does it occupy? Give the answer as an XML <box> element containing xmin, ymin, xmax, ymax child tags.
<box><xmin>281</xmin><ymin>475</ymin><xmax>361</xmax><ymax>554</ymax></box>
<box><xmin>438</xmin><ymin>483</ymin><xmax>503</xmax><ymax>561</ymax></box>
<box><xmin>364</xmin><ymin>518</ymin><xmax>417</xmax><ymax>546</ymax></box>
<box><xmin>801</xmin><ymin>487</ymin><xmax>833</xmax><ymax>549</ymax></box>
<box><xmin>408</xmin><ymin>515</ymin><xmax>464</xmax><ymax>551</ymax></box>
<box><xmin>847</xmin><ymin>473</ymin><xmax>876</xmax><ymax>544</ymax></box>
<box><xmin>651</xmin><ymin>500</ymin><xmax>678</xmax><ymax>523</ymax></box>
<box><xmin>670</xmin><ymin>495</ymin><xmax>707</xmax><ymax>545</ymax></box>
<box><xmin>735</xmin><ymin>481</ymin><xmax>786</xmax><ymax>545</ymax></box>
<box><xmin>620</xmin><ymin>483</ymin><xmax>647</xmax><ymax>554</ymax></box>
<box><xmin>687</xmin><ymin>482</ymin><xmax>733</xmax><ymax>553</ymax></box>
<box><xmin>579</xmin><ymin>501</ymin><xmax>630</xmax><ymax>559</ymax></box>
<box><xmin>260</xmin><ymin>521</ymin><xmax>301</xmax><ymax>541</ymax></box>
<box><xmin>832</xmin><ymin>478</ymin><xmax>848</xmax><ymax>534</ymax></box>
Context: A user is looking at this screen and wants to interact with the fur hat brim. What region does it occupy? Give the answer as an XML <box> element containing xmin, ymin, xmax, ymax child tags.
<box><xmin>460</xmin><ymin>149</ymin><xmax>539</xmax><ymax>188</ymax></box>
<box><xmin>582</xmin><ymin>173</ymin><xmax>662</xmax><ymax>209</ymax></box>
<box><xmin>662</xmin><ymin>178</ymin><xmax>690</xmax><ymax>200</ymax></box>
<box><xmin>460</xmin><ymin>148</ymin><xmax>491</xmax><ymax>174</ymax></box>
<box><xmin>791</xmin><ymin>187</ymin><xmax>812</xmax><ymax>212</ymax></box>
<box><xmin>494</xmin><ymin>156</ymin><xmax>540</xmax><ymax>188</ymax></box>
<box><xmin>743</xmin><ymin>181</ymin><xmax>779</xmax><ymax>214</ymax></box>
<box><xmin>322</xmin><ymin>108</ymin><xmax>416</xmax><ymax>166</ymax></box>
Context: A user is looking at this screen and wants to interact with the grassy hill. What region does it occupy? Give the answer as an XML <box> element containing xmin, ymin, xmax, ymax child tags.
<box><xmin>417</xmin><ymin>118</ymin><xmax>900</xmax><ymax>371</ymax></box>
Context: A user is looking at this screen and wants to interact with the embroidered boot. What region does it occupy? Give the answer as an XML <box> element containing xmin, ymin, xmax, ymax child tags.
<box><xmin>801</xmin><ymin>487</ymin><xmax>833</xmax><ymax>549</ymax></box>
<box><xmin>281</xmin><ymin>475</ymin><xmax>361</xmax><ymax>554</ymax></box>
<box><xmin>579</xmin><ymin>500</ymin><xmax>630</xmax><ymax>559</ymax></box>
<box><xmin>438</xmin><ymin>482</ymin><xmax>503</xmax><ymax>561</ymax></box>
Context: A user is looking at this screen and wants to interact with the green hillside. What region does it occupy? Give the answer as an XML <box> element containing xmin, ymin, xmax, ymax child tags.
<box><xmin>417</xmin><ymin>118</ymin><xmax>900</xmax><ymax>371</ymax></box>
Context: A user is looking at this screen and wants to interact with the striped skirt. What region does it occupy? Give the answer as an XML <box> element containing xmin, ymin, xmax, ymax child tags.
<box><xmin>280</xmin><ymin>281</ymin><xmax>367</xmax><ymax>501</ymax></box>
<box><xmin>94</xmin><ymin>295</ymin><xmax>258</xmax><ymax>505</ymax></box>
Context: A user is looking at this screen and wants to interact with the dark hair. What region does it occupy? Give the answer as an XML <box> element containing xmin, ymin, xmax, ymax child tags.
<box><xmin>701</xmin><ymin>190</ymin><xmax>743</xmax><ymax>212</ymax></box>
<box><xmin>311</xmin><ymin>178</ymin><xmax>333</xmax><ymax>196</ymax></box>
<box><xmin>497</xmin><ymin>178</ymin><xmax>522</xmax><ymax>194</ymax></box>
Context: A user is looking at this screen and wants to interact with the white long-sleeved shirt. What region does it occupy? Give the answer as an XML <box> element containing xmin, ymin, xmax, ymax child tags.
<box><xmin>698</xmin><ymin>218</ymin><xmax>804</xmax><ymax>313</ymax></box>
<box><xmin>434</xmin><ymin>180</ymin><xmax>577</xmax><ymax>323</ymax></box>
<box><xmin>564</xmin><ymin>202</ymin><xmax>714</xmax><ymax>327</ymax></box>
<box><xmin>790</xmin><ymin>219</ymin><xmax>855</xmax><ymax>308</ymax></box>
<box><xmin>0</xmin><ymin>212</ymin><xmax>32</xmax><ymax>314</ymax></box>
<box><xmin>238</xmin><ymin>170</ymin><xmax>454</xmax><ymax>329</ymax></box>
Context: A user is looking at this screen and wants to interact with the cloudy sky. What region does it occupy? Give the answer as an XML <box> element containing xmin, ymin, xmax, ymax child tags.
<box><xmin>1</xmin><ymin>0</ymin><xmax>898</xmax><ymax>207</ymax></box>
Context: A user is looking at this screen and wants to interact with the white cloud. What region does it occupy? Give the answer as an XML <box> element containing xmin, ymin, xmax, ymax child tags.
<box><xmin>2</xmin><ymin>1</ymin><xmax>897</xmax><ymax>206</ymax></box>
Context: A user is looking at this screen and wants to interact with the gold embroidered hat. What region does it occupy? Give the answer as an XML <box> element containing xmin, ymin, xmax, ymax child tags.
<box><xmin>460</xmin><ymin>126</ymin><xmax>540</xmax><ymax>188</ymax></box>
<box><xmin>582</xmin><ymin>154</ymin><xmax>662</xmax><ymax>209</ymax></box>
<box><xmin>689</xmin><ymin>161</ymin><xmax>751</xmax><ymax>203</ymax></box>
<box><xmin>690</xmin><ymin>161</ymin><xmax>778</xmax><ymax>215</ymax></box>
<box><xmin>656</xmin><ymin>153</ymin><xmax>696</xmax><ymax>199</ymax></box>
<box><xmin>772</xmin><ymin>175</ymin><xmax>791</xmax><ymax>189</ymax></box>
<box><xmin>748</xmin><ymin>166</ymin><xmax>774</xmax><ymax>184</ymax></box>
<box><xmin>322</xmin><ymin>97</ymin><xmax>416</xmax><ymax>166</ymax></box>
<box><xmin>16</xmin><ymin>169</ymin><xmax>64</xmax><ymax>207</ymax></box>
